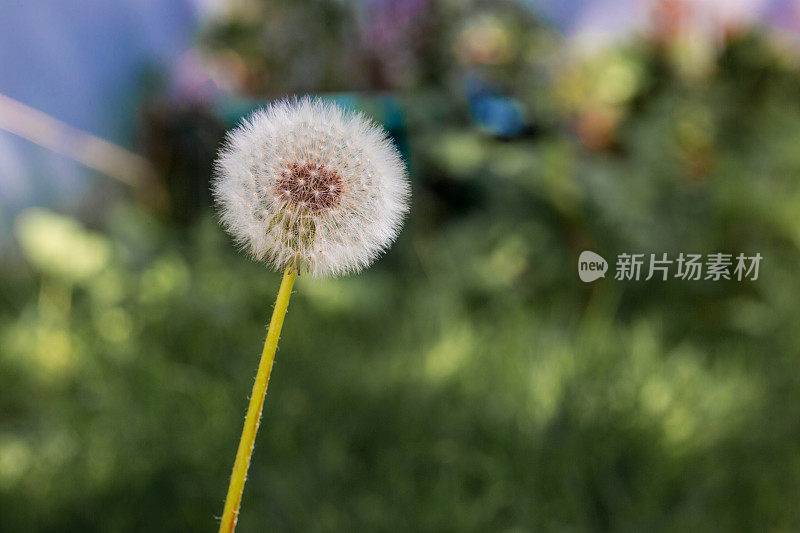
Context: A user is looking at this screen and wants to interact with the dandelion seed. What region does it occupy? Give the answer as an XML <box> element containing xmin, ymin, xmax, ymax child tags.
<box><xmin>213</xmin><ymin>97</ymin><xmax>409</xmax><ymax>277</ymax></box>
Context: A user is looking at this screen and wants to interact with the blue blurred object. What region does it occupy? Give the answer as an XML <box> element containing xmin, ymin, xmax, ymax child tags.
<box><xmin>0</xmin><ymin>0</ymin><xmax>204</xmax><ymax>215</ymax></box>
<box><xmin>465</xmin><ymin>75</ymin><xmax>526</xmax><ymax>137</ymax></box>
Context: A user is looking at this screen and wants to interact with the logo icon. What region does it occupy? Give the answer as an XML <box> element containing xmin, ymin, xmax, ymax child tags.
<box><xmin>578</xmin><ymin>251</ymin><xmax>608</xmax><ymax>282</ymax></box>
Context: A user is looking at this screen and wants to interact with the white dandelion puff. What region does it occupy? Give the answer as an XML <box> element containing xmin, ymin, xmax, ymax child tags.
<box><xmin>212</xmin><ymin>97</ymin><xmax>410</xmax><ymax>277</ymax></box>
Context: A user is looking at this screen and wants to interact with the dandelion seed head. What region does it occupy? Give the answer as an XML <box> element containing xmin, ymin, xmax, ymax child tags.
<box><xmin>212</xmin><ymin>97</ymin><xmax>410</xmax><ymax>277</ymax></box>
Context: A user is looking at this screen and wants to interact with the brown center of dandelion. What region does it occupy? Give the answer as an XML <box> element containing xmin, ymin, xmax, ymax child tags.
<box><xmin>275</xmin><ymin>161</ymin><xmax>343</xmax><ymax>212</ymax></box>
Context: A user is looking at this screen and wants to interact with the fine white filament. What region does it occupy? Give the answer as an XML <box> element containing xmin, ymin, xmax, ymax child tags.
<box><xmin>213</xmin><ymin>97</ymin><xmax>409</xmax><ymax>277</ymax></box>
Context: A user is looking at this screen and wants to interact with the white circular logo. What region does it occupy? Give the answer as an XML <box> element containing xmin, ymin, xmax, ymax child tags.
<box><xmin>578</xmin><ymin>251</ymin><xmax>608</xmax><ymax>282</ymax></box>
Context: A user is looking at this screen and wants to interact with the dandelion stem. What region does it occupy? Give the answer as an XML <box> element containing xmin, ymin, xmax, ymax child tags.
<box><xmin>219</xmin><ymin>267</ymin><xmax>297</xmax><ymax>533</ymax></box>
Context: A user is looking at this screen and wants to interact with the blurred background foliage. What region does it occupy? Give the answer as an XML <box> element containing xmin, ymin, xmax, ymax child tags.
<box><xmin>2</xmin><ymin>0</ymin><xmax>800</xmax><ymax>531</ymax></box>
